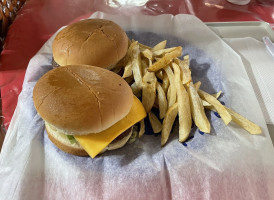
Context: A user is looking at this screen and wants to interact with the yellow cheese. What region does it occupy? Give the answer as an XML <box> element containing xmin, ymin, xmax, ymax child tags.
<box><xmin>74</xmin><ymin>96</ymin><xmax>146</xmax><ymax>158</ymax></box>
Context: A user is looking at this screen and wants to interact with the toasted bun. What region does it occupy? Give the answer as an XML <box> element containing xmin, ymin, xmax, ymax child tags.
<box><xmin>52</xmin><ymin>19</ymin><xmax>128</xmax><ymax>69</ymax></box>
<box><xmin>33</xmin><ymin>65</ymin><xmax>133</xmax><ymax>135</ymax></box>
<box><xmin>45</xmin><ymin>122</ymin><xmax>132</xmax><ymax>156</ymax></box>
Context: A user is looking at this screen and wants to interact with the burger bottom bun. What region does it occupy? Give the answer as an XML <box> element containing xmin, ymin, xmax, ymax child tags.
<box><xmin>45</xmin><ymin>122</ymin><xmax>133</xmax><ymax>157</ymax></box>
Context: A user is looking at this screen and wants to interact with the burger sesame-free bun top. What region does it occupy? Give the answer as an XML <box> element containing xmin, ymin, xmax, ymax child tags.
<box><xmin>52</xmin><ymin>19</ymin><xmax>128</xmax><ymax>69</ymax></box>
<box><xmin>33</xmin><ymin>65</ymin><xmax>133</xmax><ymax>135</ymax></box>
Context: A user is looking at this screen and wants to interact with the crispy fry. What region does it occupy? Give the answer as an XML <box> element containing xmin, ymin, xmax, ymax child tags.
<box><xmin>148</xmin><ymin>46</ymin><xmax>182</xmax><ymax>72</ymax></box>
<box><xmin>202</xmin><ymin>100</ymin><xmax>211</xmax><ymax>107</ymax></box>
<box><xmin>153</xmin><ymin>47</ymin><xmax>177</xmax><ymax>57</ymax></box>
<box><xmin>194</xmin><ymin>81</ymin><xmax>201</xmax><ymax>91</ymax></box>
<box><xmin>172</xmin><ymin>63</ymin><xmax>192</xmax><ymax>142</ymax></box>
<box><xmin>156</xmin><ymin>82</ymin><xmax>168</xmax><ymax>119</ymax></box>
<box><xmin>139</xmin><ymin>119</ymin><xmax>145</xmax><ymax>138</ymax></box>
<box><xmin>131</xmin><ymin>44</ymin><xmax>143</xmax><ymax>89</ymax></box>
<box><xmin>141</xmin><ymin>59</ymin><xmax>148</xmax><ymax>75</ymax></box>
<box><xmin>148</xmin><ymin>112</ymin><xmax>162</xmax><ymax>133</ymax></box>
<box><xmin>161</xmin><ymin>103</ymin><xmax>178</xmax><ymax>146</ymax></box>
<box><xmin>122</xmin><ymin>62</ymin><xmax>132</xmax><ymax>78</ymax></box>
<box><xmin>226</xmin><ymin>107</ymin><xmax>262</xmax><ymax>134</ymax></box>
<box><xmin>187</xmin><ymin>82</ymin><xmax>210</xmax><ymax>133</ymax></box>
<box><xmin>131</xmin><ymin>82</ymin><xmax>141</xmax><ymax>98</ymax></box>
<box><xmin>162</xmin><ymin>73</ymin><xmax>169</xmax><ymax>93</ymax></box>
<box><xmin>205</xmin><ymin>104</ymin><xmax>261</xmax><ymax>134</ymax></box>
<box><xmin>198</xmin><ymin>89</ymin><xmax>232</xmax><ymax>125</ymax></box>
<box><xmin>142</xmin><ymin>49</ymin><xmax>153</xmax><ymax>60</ymax></box>
<box><xmin>164</xmin><ymin>66</ymin><xmax>177</xmax><ymax>108</ymax></box>
<box><xmin>142</xmin><ymin>71</ymin><xmax>157</xmax><ymax>112</ymax></box>
<box><xmin>174</xmin><ymin>58</ymin><xmax>191</xmax><ymax>84</ymax></box>
<box><xmin>183</xmin><ymin>55</ymin><xmax>190</xmax><ymax>66</ymax></box>
<box><xmin>152</xmin><ymin>40</ymin><xmax>167</xmax><ymax>51</ymax></box>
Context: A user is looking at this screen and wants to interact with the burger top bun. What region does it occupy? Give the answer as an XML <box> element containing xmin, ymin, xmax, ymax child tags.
<box><xmin>52</xmin><ymin>19</ymin><xmax>128</xmax><ymax>69</ymax></box>
<box><xmin>33</xmin><ymin>65</ymin><xmax>133</xmax><ymax>135</ymax></box>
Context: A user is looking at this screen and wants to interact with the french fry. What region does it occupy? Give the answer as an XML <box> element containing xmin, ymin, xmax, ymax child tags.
<box><xmin>148</xmin><ymin>112</ymin><xmax>162</xmax><ymax>133</ymax></box>
<box><xmin>226</xmin><ymin>107</ymin><xmax>262</xmax><ymax>134</ymax></box>
<box><xmin>202</xmin><ymin>100</ymin><xmax>211</xmax><ymax>107</ymax></box>
<box><xmin>122</xmin><ymin>62</ymin><xmax>132</xmax><ymax>78</ymax></box>
<box><xmin>172</xmin><ymin>63</ymin><xmax>192</xmax><ymax>142</ymax></box>
<box><xmin>161</xmin><ymin>103</ymin><xmax>178</xmax><ymax>146</ymax></box>
<box><xmin>156</xmin><ymin>82</ymin><xmax>168</xmax><ymax>119</ymax></box>
<box><xmin>167</xmin><ymin>86</ymin><xmax>171</xmax><ymax>105</ymax></box>
<box><xmin>139</xmin><ymin>119</ymin><xmax>145</xmax><ymax>138</ymax></box>
<box><xmin>152</xmin><ymin>40</ymin><xmax>167</xmax><ymax>51</ymax></box>
<box><xmin>164</xmin><ymin>66</ymin><xmax>176</xmax><ymax>108</ymax></box>
<box><xmin>183</xmin><ymin>55</ymin><xmax>190</xmax><ymax>67</ymax></box>
<box><xmin>204</xmin><ymin>100</ymin><xmax>261</xmax><ymax>134</ymax></box>
<box><xmin>212</xmin><ymin>91</ymin><xmax>222</xmax><ymax>99</ymax></box>
<box><xmin>138</xmin><ymin>42</ymin><xmax>152</xmax><ymax>50</ymax></box>
<box><xmin>142</xmin><ymin>71</ymin><xmax>157</xmax><ymax>112</ymax></box>
<box><xmin>148</xmin><ymin>46</ymin><xmax>182</xmax><ymax>72</ymax></box>
<box><xmin>194</xmin><ymin>81</ymin><xmax>201</xmax><ymax>91</ymax></box>
<box><xmin>142</xmin><ymin>49</ymin><xmax>153</xmax><ymax>60</ymax></box>
<box><xmin>141</xmin><ymin>59</ymin><xmax>148</xmax><ymax>75</ymax></box>
<box><xmin>131</xmin><ymin>82</ymin><xmax>141</xmax><ymax>98</ymax></box>
<box><xmin>131</xmin><ymin>44</ymin><xmax>143</xmax><ymax>89</ymax></box>
<box><xmin>174</xmin><ymin>58</ymin><xmax>191</xmax><ymax>84</ymax></box>
<box><xmin>198</xmin><ymin>89</ymin><xmax>232</xmax><ymax>125</ymax></box>
<box><xmin>187</xmin><ymin>82</ymin><xmax>210</xmax><ymax>133</ymax></box>
<box><xmin>162</xmin><ymin>73</ymin><xmax>170</xmax><ymax>93</ymax></box>
<box><xmin>152</xmin><ymin>47</ymin><xmax>177</xmax><ymax>57</ymax></box>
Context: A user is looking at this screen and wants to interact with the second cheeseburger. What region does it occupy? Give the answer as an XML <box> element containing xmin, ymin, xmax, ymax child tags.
<box><xmin>33</xmin><ymin>65</ymin><xmax>146</xmax><ymax>158</ymax></box>
<box><xmin>52</xmin><ymin>19</ymin><xmax>128</xmax><ymax>69</ymax></box>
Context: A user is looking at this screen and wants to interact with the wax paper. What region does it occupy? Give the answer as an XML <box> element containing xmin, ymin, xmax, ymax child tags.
<box><xmin>1</xmin><ymin>13</ymin><xmax>274</xmax><ymax>200</ymax></box>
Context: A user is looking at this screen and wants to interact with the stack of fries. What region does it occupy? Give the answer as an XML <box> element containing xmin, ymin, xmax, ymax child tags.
<box><xmin>113</xmin><ymin>40</ymin><xmax>262</xmax><ymax>146</ymax></box>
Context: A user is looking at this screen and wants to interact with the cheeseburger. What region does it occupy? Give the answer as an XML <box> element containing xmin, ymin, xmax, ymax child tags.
<box><xmin>33</xmin><ymin>65</ymin><xmax>146</xmax><ymax>158</ymax></box>
<box><xmin>52</xmin><ymin>19</ymin><xmax>128</xmax><ymax>69</ymax></box>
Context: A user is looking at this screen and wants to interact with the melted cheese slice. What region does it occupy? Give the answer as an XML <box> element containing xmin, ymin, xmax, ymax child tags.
<box><xmin>74</xmin><ymin>96</ymin><xmax>146</xmax><ymax>158</ymax></box>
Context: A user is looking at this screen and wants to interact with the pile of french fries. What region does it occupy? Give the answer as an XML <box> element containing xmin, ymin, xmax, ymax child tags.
<box><xmin>113</xmin><ymin>40</ymin><xmax>262</xmax><ymax>146</ymax></box>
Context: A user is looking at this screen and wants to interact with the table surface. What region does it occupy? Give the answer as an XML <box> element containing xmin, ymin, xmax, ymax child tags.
<box><xmin>0</xmin><ymin>0</ymin><xmax>273</xmax><ymax>135</ymax></box>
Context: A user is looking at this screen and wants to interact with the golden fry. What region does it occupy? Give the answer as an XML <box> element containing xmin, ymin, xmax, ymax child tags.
<box><xmin>131</xmin><ymin>82</ymin><xmax>141</xmax><ymax>98</ymax></box>
<box><xmin>142</xmin><ymin>49</ymin><xmax>153</xmax><ymax>60</ymax></box>
<box><xmin>122</xmin><ymin>62</ymin><xmax>132</xmax><ymax>78</ymax></box>
<box><xmin>193</xmin><ymin>81</ymin><xmax>201</xmax><ymax>91</ymax></box>
<box><xmin>156</xmin><ymin>82</ymin><xmax>168</xmax><ymax>119</ymax></box>
<box><xmin>131</xmin><ymin>44</ymin><xmax>143</xmax><ymax>89</ymax></box>
<box><xmin>162</xmin><ymin>73</ymin><xmax>170</xmax><ymax>93</ymax></box>
<box><xmin>161</xmin><ymin>103</ymin><xmax>178</xmax><ymax>146</ymax></box>
<box><xmin>226</xmin><ymin>107</ymin><xmax>262</xmax><ymax>134</ymax></box>
<box><xmin>142</xmin><ymin>71</ymin><xmax>157</xmax><ymax>112</ymax></box>
<box><xmin>198</xmin><ymin>89</ymin><xmax>232</xmax><ymax>125</ymax></box>
<box><xmin>174</xmin><ymin>58</ymin><xmax>191</xmax><ymax>84</ymax></box>
<box><xmin>153</xmin><ymin>47</ymin><xmax>176</xmax><ymax>57</ymax></box>
<box><xmin>172</xmin><ymin>63</ymin><xmax>192</xmax><ymax>142</ymax></box>
<box><xmin>164</xmin><ymin>66</ymin><xmax>176</xmax><ymax>108</ymax></box>
<box><xmin>152</xmin><ymin>40</ymin><xmax>167</xmax><ymax>51</ymax></box>
<box><xmin>148</xmin><ymin>46</ymin><xmax>182</xmax><ymax>72</ymax></box>
<box><xmin>148</xmin><ymin>112</ymin><xmax>162</xmax><ymax>133</ymax></box>
<box><xmin>205</xmin><ymin>103</ymin><xmax>261</xmax><ymax>134</ymax></box>
<box><xmin>187</xmin><ymin>82</ymin><xmax>210</xmax><ymax>133</ymax></box>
